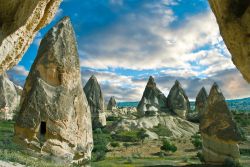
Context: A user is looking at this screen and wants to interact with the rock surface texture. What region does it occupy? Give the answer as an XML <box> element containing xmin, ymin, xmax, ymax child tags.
<box><xmin>195</xmin><ymin>87</ymin><xmax>208</xmax><ymax>120</ymax></box>
<box><xmin>208</xmin><ymin>0</ymin><xmax>250</xmax><ymax>82</ymax></box>
<box><xmin>107</xmin><ymin>96</ymin><xmax>117</xmax><ymax>110</ymax></box>
<box><xmin>14</xmin><ymin>17</ymin><xmax>93</xmax><ymax>163</ymax></box>
<box><xmin>84</xmin><ymin>75</ymin><xmax>106</xmax><ymax>128</ymax></box>
<box><xmin>137</xmin><ymin>76</ymin><xmax>168</xmax><ymax>116</ymax></box>
<box><xmin>114</xmin><ymin>115</ymin><xmax>198</xmax><ymax>138</ymax></box>
<box><xmin>200</xmin><ymin>83</ymin><xmax>242</xmax><ymax>164</ymax></box>
<box><xmin>0</xmin><ymin>73</ymin><xmax>21</xmax><ymax>120</ymax></box>
<box><xmin>0</xmin><ymin>0</ymin><xmax>61</xmax><ymax>74</ymax></box>
<box><xmin>167</xmin><ymin>80</ymin><xmax>190</xmax><ymax>119</ymax></box>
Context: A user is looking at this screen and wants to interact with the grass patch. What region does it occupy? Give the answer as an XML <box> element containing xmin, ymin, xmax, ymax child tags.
<box><xmin>150</xmin><ymin>124</ymin><xmax>173</xmax><ymax>137</ymax></box>
<box><xmin>112</xmin><ymin>130</ymin><xmax>140</xmax><ymax>142</ymax></box>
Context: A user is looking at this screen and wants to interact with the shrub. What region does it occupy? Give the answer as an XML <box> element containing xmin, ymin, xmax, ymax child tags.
<box><xmin>136</xmin><ymin>129</ymin><xmax>149</xmax><ymax>144</ymax></box>
<box><xmin>91</xmin><ymin>151</ymin><xmax>106</xmax><ymax>162</ymax></box>
<box><xmin>160</xmin><ymin>139</ymin><xmax>177</xmax><ymax>153</ymax></box>
<box><xmin>191</xmin><ymin>133</ymin><xmax>202</xmax><ymax>149</ymax></box>
<box><xmin>223</xmin><ymin>158</ymin><xmax>241</xmax><ymax>167</ymax></box>
<box><xmin>92</xmin><ymin>128</ymin><xmax>111</xmax><ymax>161</ymax></box>
<box><xmin>110</xmin><ymin>142</ymin><xmax>120</xmax><ymax>148</ymax></box>
<box><xmin>123</xmin><ymin>143</ymin><xmax>130</xmax><ymax>150</ymax></box>
<box><xmin>197</xmin><ymin>151</ymin><xmax>205</xmax><ymax>162</ymax></box>
<box><xmin>112</xmin><ymin>130</ymin><xmax>139</xmax><ymax>142</ymax></box>
<box><xmin>106</xmin><ymin>116</ymin><xmax>120</xmax><ymax>122</ymax></box>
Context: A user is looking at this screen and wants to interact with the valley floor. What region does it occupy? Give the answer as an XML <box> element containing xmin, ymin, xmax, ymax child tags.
<box><xmin>0</xmin><ymin>113</ymin><xmax>249</xmax><ymax>167</ymax></box>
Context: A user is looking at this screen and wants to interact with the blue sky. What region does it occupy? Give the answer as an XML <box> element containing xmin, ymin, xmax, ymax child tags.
<box><xmin>7</xmin><ymin>0</ymin><xmax>250</xmax><ymax>101</ymax></box>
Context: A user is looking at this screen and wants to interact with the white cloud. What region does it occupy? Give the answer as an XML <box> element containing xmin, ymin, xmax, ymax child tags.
<box><xmin>82</xmin><ymin>68</ymin><xmax>250</xmax><ymax>102</ymax></box>
<box><xmin>33</xmin><ymin>32</ymin><xmax>42</xmax><ymax>47</ymax></box>
<box><xmin>8</xmin><ymin>65</ymin><xmax>29</xmax><ymax>77</ymax></box>
<box><xmin>78</xmin><ymin>3</ymin><xmax>231</xmax><ymax>79</ymax></box>
<box><xmin>7</xmin><ymin>65</ymin><xmax>29</xmax><ymax>86</ymax></box>
<box><xmin>82</xmin><ymin>69</ymin><xmax>144</xmax><ymax>102</ymax></box>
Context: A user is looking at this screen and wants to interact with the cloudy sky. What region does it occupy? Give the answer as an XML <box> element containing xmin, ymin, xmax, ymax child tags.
<box><xmin>7</xmin><ymin>0</ymin><xmax>250</xmax><ymax>101</ymax></box>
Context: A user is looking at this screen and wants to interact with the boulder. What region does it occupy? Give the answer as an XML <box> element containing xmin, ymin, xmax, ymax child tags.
<box><xmin>208</xmin><ymin>0</ymin><xmax>250</xmax><ymax>82</ymax></box>
<box><xmin>84</xmin><ymin>75</ymin><xmax>106</xmax><ymax>128</ymax></box>
<box><xmin>107</xmin><ymin>96</ymin><xmax>117</xmax><ymax>110</ymax></box>
<box><xmin>200</xmin><ymin>83</ymin><xmax>242</xmax><ymax>164</ymax></box>
<box><xmin>167</xmin><ymin>80</ymin><xmax>190</xmax><ymax>119</ymax></box>
<box><xmin>137</xmin><ymin>76</ymin><xmax>168</xmax><ymax>116</ymax></box>
<box><xmin>0</xmin><ymin>0</ymin><xmax>61</xmax><ymax>74</ymax></box>
<box><xmin>195</xmin><ymin>87</ymin><xmax>208</xmax><ymax>120</ymax></box>
<box><xmin>14</xmin><ymin>17</ymin><xmax>93</xmax><ymax>163</ymax></box>
<box><xmin>0</xmin><ymin>73</ymin><xmax>21</xmax><ymax>120</ymax></box>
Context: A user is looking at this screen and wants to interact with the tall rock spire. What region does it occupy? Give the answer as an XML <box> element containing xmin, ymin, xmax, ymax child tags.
<box><xmin>84</xmin><ymin>75</ymin><xmax>106</xmax><ymax>128</ymax></box>
<box><xmin>195</xmin><ymin>87</ymin><xmax>208</xmax><ymax>120</ymax></box>
<box><xmin>137</xmin><ymin>76</ymin><xmax>168</xmax><ymax>116</ymax></box>
<box><xmin>200</xmin><ymin>83</ymin><xmax>242</xmax><ymax>164</ymax></box>
<box><xmin>107</xmin><ymin>96</ymin><xmax>117</xmax><ymax>110</ymax></box>
<box><xmin>14</xmin><ymin>17</ymin><xmax>93</xmax><ymax>163</ymax></box>
<box><xmin>167</xmin><ymin>80</ymin><xmax>190</xmax><ymax>119</ymax></box>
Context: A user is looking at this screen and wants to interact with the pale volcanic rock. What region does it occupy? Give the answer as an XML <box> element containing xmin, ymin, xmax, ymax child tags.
<box><xmin>107</xmin><ymin>96</ymin><xmax>117</xmax><ymax>110</ymax></box>
<box><xmin>0</xmin><ymin>0</ymin><xmax>61</xmax><ymax>74</ymax></box>
<box><xmin>84</xmin><ymin>75</ymin><xmax>106</xmax><ymax>128</ymax></box>
<box><xmin>14</xmin><ymin>17</ymin><xmax>93</xmax><ymax>163</ymax></box>
<box><xmin>137</xmin><ymin>76</ymin><xmax>168</xmax><ymax>116</ymax></box>
<box><xmin>0</xmin><ymin>73</ymin><xmax>21</xmax><ymax>120</ymax></box>
<box><xmin>114</xmin><ymin>115</ymin><xmax>198</xmax><ymax>139</ymax></box>
<box><xmin>167</xmin><ymin>80</ymin><xmax>190</xmax><ymax>119</ymax></box>
<box><xmin>200</xmin><ymin>83</ymin><xmax>242</xmax><ymax>164</ymax></box>
<box><xmin>208</xmin><ymin>0</ymin><xmax>250</xmax><ymax>82</ymax></box>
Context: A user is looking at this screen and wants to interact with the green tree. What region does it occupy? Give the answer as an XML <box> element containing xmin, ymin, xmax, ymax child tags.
<box><xmin>191</xmin><ymin>133</ymin><xmax>202</xmax><ymax>149</ymax></box>
<box><xmin>136</xmin><ymin>128</ymin><xmax>149</xmax><ymax>144</ymax></box>
<box><xmin>160</xmin><ymin>139</ymin><xmax>177</xmax><ymax>153</ymax></box>
<box><xmin>92</xmin><ymin>128</ymin><xmax>111</xmax><ymax>161</ymax></box>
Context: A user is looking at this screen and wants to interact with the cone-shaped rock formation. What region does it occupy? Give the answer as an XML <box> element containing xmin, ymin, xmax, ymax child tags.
<box><xmin>137</xmin><ymin>76</ymin><xmax>168</xmax><ymax>116</ymax></box>
<box><xmin>84</xmin><ymin>75</ymin><xmax>106</xmax><ymax>128</ymax></box>
<box><xmin>14</xmin><ymin>17</ymin><xmax>93</xmax><ymax>163</ymax></box>
<box><xmin>107</xmin><ymin>96</ymin><xmax>117</xmax><ymax>110</ymax></box>
<box><xmin>167</xmin><ymin>80</ymin><xmax>190</xmax><ymax>119</ymax></box>
<box><xmin>200</xmin><ymin>83</ymin><xmax>242</xmax><ymax>164</ymax></box>
<box><xmin>195</xmin><ymin>87</ymin><xmax>208</xmax><ymax>120</ymax></box>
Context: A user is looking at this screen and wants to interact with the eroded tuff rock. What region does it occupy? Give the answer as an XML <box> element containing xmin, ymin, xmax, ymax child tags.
<box><xmin>107</xmin><ymin>96</ymin><xmax>117</xmax><ymax>110</ymax></box>
<box><xmin>0</xmin><ymin>73</ymin><xmax>21</xmax><ymax>120</ymax></box>
<box><xmin>114</xmin><ymin>115</ymin><xmax>198</xmax><ymax>139</ymax></box>
<box><xmin>14</xmin><ymin>17</ymin><xmax>93</xmax><ymax>163</ymax></box>
<box><xmin>208</xmin><ymin>0</ymin><xmax>250</xmax><ymax>82</ymax></box>
<box><xmin>200</xmin><ymin>83</ymin><xmax>242</xmax><ymax>164</ymax></box>
<box><xmin>84</xmin><ymin>75</ymin><xmax>106</xmax><ymax>128</ymax></box>
<box><xmin>137</xmin><ymin>76</ymin><xmax>168</xmax><ymax>116</ymax></box>
<box><xmin>106</xmin><ymin>107</ymin><xmax>137</xmax><ymax>120</ymax></box>
<box><xmin>195</xmin><ymin>87</ymin><xmax>208</xmax><ymax>119</ymax></box>
<box><xmin>167</xmin><ymin>80</ymin><xmax>190</xmax><ymax>119</ymax></box>
<box><xmin>0</xmin><ymin>0</ymin><xmax>61</xmax><ymax>74</ymax></box>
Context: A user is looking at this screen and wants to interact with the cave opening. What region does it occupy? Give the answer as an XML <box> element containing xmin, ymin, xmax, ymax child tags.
<box><xmin>40</xmin><ymin>121</ymin><xmax>46</xmax><ymax>136</ymax></box>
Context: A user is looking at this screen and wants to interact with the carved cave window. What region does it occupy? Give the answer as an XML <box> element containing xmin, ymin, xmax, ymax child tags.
<box><xmin>40</xmin><ymin>121</ymin><xmax>46</xmax><ymax>136</ymax></box>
